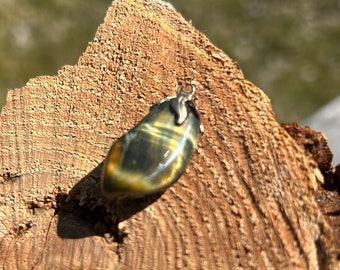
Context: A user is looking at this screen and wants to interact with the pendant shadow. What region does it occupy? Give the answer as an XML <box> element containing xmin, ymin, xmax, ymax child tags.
<box><xmin>56</xmin><ymin>161</ymin><xmax>163</xmax><ymax>240</ymax></box>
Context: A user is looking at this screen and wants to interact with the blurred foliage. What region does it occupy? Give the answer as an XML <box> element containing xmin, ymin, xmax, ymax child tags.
<box><xmin>0</xmin><ymin>0</ymin><xmax>112</xmax><ymax>107</ymax></box>
<box><xmin>0</xmin><ymin>0</ymin><xmax>339</xmax><ymax>122</ymax></box>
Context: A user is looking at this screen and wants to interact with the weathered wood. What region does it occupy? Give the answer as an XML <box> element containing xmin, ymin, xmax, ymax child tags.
<box><xmin>0</xmin><ymin>0</ymin><xmax>338</xmax><ymax>269</ymax></box>
<box><xmin>281</xmin><ymin>123</ymin><xmax>340</xmax><ymax>258</ymax></box>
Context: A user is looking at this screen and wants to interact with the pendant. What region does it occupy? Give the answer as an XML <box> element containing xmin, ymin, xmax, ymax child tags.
<box><xmin>101</xmin><ymin>84</ymin><xmax>202</xmax><ymax>201</ymax></box>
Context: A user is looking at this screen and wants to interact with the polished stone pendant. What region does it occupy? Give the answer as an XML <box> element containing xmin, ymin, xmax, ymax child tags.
<box><xmin>101</xmin><ymin>84</ymin><xmax>201</xmax><ymax>201</ymax></box>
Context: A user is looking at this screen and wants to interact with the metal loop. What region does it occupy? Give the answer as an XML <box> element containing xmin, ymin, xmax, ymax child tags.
<box><xmin>171</xmin><ymin>84</ymin><xmax>197</xmax><ymax>125</ymax></box>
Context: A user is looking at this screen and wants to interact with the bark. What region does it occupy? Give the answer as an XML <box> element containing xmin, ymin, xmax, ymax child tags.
<box><xmin>0</xmin><ymin>0</ymin><xmax>338</xmax><ymax>269</ymax></box>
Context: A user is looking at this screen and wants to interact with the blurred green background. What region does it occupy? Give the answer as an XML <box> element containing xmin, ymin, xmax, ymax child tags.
<box><xmin>0</xmin><ymin>0</ymin><xmax>339</xmax><ymax>122</ymax></box>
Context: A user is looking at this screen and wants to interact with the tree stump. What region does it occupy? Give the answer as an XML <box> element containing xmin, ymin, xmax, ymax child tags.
<box><xmin>0</xmin><ymin>0</ymin><xmax>338</xmax><ymax>269</ymax></box>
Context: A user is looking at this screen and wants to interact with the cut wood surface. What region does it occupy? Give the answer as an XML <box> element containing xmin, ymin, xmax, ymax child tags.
<box><xmin>0</xmin><ymin>0</ymin><xmax>338</xmax><ymax>269</ymax></box>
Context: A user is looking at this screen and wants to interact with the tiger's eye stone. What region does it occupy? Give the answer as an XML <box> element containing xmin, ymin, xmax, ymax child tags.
<box><xmin>101</xmin><ymin>85</ymin><xmax>201</xmax><ymax>201</ymax></box>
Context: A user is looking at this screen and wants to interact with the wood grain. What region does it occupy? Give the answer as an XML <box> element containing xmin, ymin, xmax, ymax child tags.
<box><xmin>0</xmin><ymin>0</ymin><xmax>338</xmax><ymax>269</ymax></box>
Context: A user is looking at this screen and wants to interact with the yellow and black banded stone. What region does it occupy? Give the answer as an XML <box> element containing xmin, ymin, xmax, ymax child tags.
<box><xmin>101</xmin><ymin>85</ymin><xmax>201</xmax><ymax>201</ymax></box>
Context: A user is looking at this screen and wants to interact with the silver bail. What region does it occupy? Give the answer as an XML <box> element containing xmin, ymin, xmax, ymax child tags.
<box><xmin>171</xmin><ymin>84</ymin><xmax>196</xmax><ymax>125</ymax></box>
